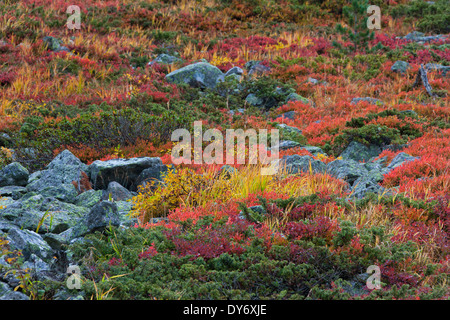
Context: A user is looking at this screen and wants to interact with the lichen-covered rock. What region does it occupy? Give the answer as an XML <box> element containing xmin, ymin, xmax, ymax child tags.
<box><xmin>269</xmin><ymin>140</ymin><xmax>301</xmax><ymax>151</ymax></box>
<box><xmin>74</xmin><ymin>189</ymin><xmax>102</xmax><ymax>208</ymax></box>
<box><xmin>281</xmin><ymin>155</ymin><xmax>326</xmax><ymax>174</ymax></box>
<box><xmin>276</xmin><ymin>123</ymin><xmax>302</xmax><ymax>136</ymax></box>
<box><xmin>285</xmin><ymin>93</ymin><xmax>312</xmax><ymax>105</ymax></box>
<box><xmin>89</xmin><ymin>157</ymin><xmax>162</xmax><ymax>191</ymax></box>
<box><xmin>245</xmin><ymin>93</ymin><xmax>264</xmax><ymax>107</ymax></box>
<box><xmin>85</xmin><ymin>201</ymin><xmax>120</xmax><ymax>233</ymax></box>
<box><xmin>276</xmin><ymin>111</ymin><xmax>297</xmax><ymax>120</ymax></box>
<box><xmin>391</xmin><ymin>60</ymin><xmax>411</xmax><ymax>74</ymax></box>
<box><xmin>0</xmin><ymin>186</ymin><xmax>27</xmax><ymax>199</ymax></box>
<box><xmin>101</xmin><ymin>181</ymin><xmax>133</xmax><ymax>201</ymax></box>
<box><xmin>350</xmin><ymin>176</ymin><xmax>386</xmax><ymax>199</ymax></box>
<box><xmin>135</xmin><ymin>159</ymin><xmax>166</xmax><ymax>188</ymax></box>
<box><xmin>26</xmin><ymin>150</ymin><xmax>87</xmax><ymax>203</ymax></box>
<box><xmin>42</xmin><ymin>36</ymin><xmax>61</xmax><ymax>51</ymax></box>
<box><xmin>0</xmin><ymin>162</ymin><xmax>29</xmax><ymax>187</ymax></box>
<box><xmin>383</xmin><ymin>152</ymin><xmax>419</xmax><ymax>174</ymax></box>
<box><xmin>165</xmin><ymin>62</ymin><xmax>223</xmax><ymax>90</ymax></box>
<box><xmin>6</xmin><ymin>227</ymin><xmax>53</xmax><ymax>261</ymax></box>
<box><xmin>225</xmin><ymin>66</ymin><xmax>244</xmax><ymax>77</ymax></box>
<box><xmin>67</xmin><ymin>201</ymin><xmax>120</xmax><ymax>238</ymax></box>
<box><xmin>340</xmin><ymin>141</ymin><xmax>382</xmax><ymax>163</ymax></box>
<box><xmin>0</xmin><ymin>290</ymin><xmax>30</xmax><ymax>300</ymax></box>
<box><xmin>300</xmin><ymin>146</ymin><xmax>326</xmax><ymax>156</ymax></box>
<box><xmin>400</xmin><ymin>31</ymin><xmax>447</xmax><ymax>43</ymax></box>
<box><xmin>327</xmin><ymin>159</ymin><xmax>368</xmax><ymax>185</ymax></box>
<box><xmin>2</xmin><ymin>195</ymin><xmax>88</xmax><ymax>233</ymax></box>
<box><xmin>38</xmin><ymin>184</ymin><xmax>79</xmax><ymax>203</ymax></box>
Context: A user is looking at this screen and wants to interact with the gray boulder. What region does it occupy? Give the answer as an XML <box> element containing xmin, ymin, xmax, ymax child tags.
<box><xmin>285</xmin><ymin>93</ymin><xmax>312</xmax><ymax>106</ymax></box>
<box><xmin>391</xmin><ymin>61</ymin><xmax>410</xmax><ymax>74</ymax></box>
<box><xmin>165</xmin><ymin>62</ymin><xmax>223</xmax><ymax>90</ymax></box>
<box><xmin>276</xmin><ymin>111</ymin><xmax>296</xmax><ymax>120</ymax></box>
<box><xmin>85</xmin><ymin>201</ymin><xmax>120</xmax><ymax>232</ymax></box>
<box><xmin>42</xmin><ymin>36</ymin><xmax>61</xmax><ymax>51</ymax></box>
<box><xmin>135</xmin><ymin>159</ymin><xmax>166</xmax><ymax>188</ymax></box>
<box><xmin>300</xmin><ymin>146</ymin><xmax>326</xmax><ymax>156</ymax></box>
<box><xmin>0</xmin><ymin>282</ymin><xmax>10</xmax><ymax>297</ymax></box>
<box><xmin>327</xmin><ymin>159</ymin><xmax>368</xmax><ymax>185</ymax></box>
<box><xmin>340</xmin><ymin>141</ymin><xmax>382</xmax><ymax>163</ymax></box>
<box><xmin>42</xmin><ymin>233</ymin><xmax>68</xmax><ymax>250</ymax></box>
<box><xmin>0</xmin><ymin>186</ymin><xmax>26</xmax><ymax>199</ymax></box>
<box><xmin>245</xmin><ymin>93</ymin><xmax>264</xmax><ymax>107</ymax></box>
<box><xmin>7</xmin><ymin>227</ymin><xmax>52</xmax><ymax>261</ymax></box>
<box><xmin>68</xmin><ymin>201</ymin><xmax>120</xmax><ymax>238</ymax></box>
<box><xmin>2</xmin><ymin>194</ymin><xmax>88</xmax><ymax>233</ymax></box>
<box><xmin>101</xmin><ymin>181</ymin><xmax>133</xmax><ymax>201</ymax></box>
<box><xmin>38</xmin><ymin>184</ymin><xmax>79</xmax><ymax>203</ymax></box>
<box><xmin>74</xmin><ymin>189</ymin><xmax>102</xmax><ymax>208</ymax></box>
<box><xmin>89</xmin><ymin>157</ymin><xmax>162</xmax><ymax>191</ymax></box>
<box><xmin>277</xmin><ymin>123</ymin><xmax>302</xmax><ymax>135</ymax></box>
<box><xmin>225</xmin><ymin>66</ymin><xmax>244</xmax><ymax>77</ymax></box>
<box><xmin>0</xmin><ymin>162</ymin><xmax>29</xmax><ymax>187</ymax></box>
<box><xmin>400</xmin><ymin>31</ymin><xmax>447</xmax><ymax>43</ymax></box>
<box><xmin>0</xmin><ymin>290</ymin><xmax>30</xmax><ymax>300</ymax></box>
<box><xmin>350</xmin><ymin>176</ymin><xmax>386</xmax><ymax>199</ymax></box>
<box><xmin>26</xmin><ymin>150</ymin><xmax>87</xmax><ymax>203</ymax></box>
<box><xmin>308</xmin><ymin>77</ymin><xmax>319</xmax><ymax>84</ymax></box>
<box><xmin>281</xmin><ymin>155</ymin><xmax>326</xmax><ymax>174</ymax></box>
<box><xmin>384</xmin><ymin>152</ymin><xmax>419</xmax><ymax>174</ymax></box>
